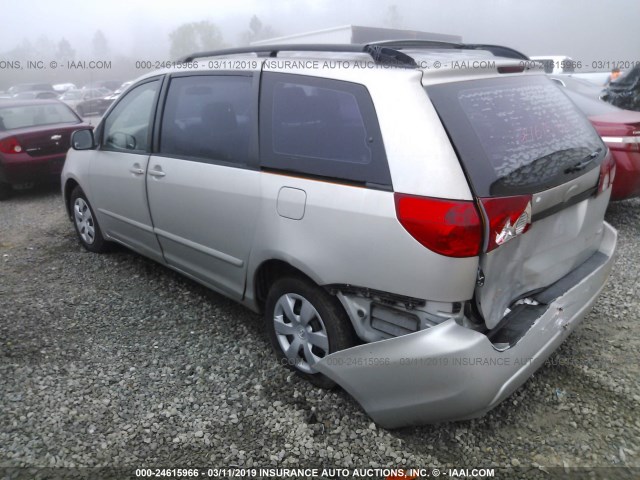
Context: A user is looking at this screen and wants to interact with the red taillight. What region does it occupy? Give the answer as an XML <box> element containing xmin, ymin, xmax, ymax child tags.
<box><xmin>597</xmin><ymin>152</ymin><xmax>617</xmax><ymax>195</ymax></box>
<box><xmin>479</xmin><ymin>195</ymin><xmax>532</xmax><ymax>252</ymax></box>
<box><xmin>394</xmin><ymin>193</ymin><xmax>483</xmax><ymax>258</ymax></box>
<box><xmin>0</xmin><ymin>136</ymin><xmax>23</xmax><ymax>154</ymax></box>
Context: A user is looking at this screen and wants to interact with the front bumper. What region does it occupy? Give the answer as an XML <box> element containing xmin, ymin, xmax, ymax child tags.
<box><xmin>315</xmin><ymin>222</ymin><xmax>617</xmax><ymax>429</ymax></box>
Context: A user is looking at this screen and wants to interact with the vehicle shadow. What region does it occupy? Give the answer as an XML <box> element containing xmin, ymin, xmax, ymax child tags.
<box><xmin>5</xmin><ymin>182</ymin><xmax>61</xmax><ymax>201</ymax></box>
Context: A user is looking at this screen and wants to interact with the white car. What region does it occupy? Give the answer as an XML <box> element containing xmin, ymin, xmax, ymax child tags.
<box><xmin>53</xmin><ymin>83</ymin><xmax>77</xmax><ymax>93</ymax></box>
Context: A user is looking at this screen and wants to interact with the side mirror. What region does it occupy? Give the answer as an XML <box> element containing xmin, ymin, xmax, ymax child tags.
<box><xmin>71</xmin><ymin>129</ymin><xmax>95</xmax><ymax>150</ymax></box>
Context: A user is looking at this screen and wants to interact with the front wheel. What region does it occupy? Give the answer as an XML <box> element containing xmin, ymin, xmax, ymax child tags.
<box><xmin>70</xmin><ymin>186</ymin><xmax>109</xmax><ymax>253</ymax></box>
<box><xmin>265</xmin><ymin>276</ymin><xmax>355</xmax><ymax>389</ymax></box>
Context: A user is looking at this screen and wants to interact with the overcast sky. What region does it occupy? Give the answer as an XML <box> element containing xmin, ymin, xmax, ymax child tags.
<box><xmin>2</xmin><ymin>0</ymin><xmax>638</xmax><ymax>66</ymax></box>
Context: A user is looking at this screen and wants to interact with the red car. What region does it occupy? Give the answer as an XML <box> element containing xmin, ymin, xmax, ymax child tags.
<box><xmin>0</xmin><ymin>100</ymin><xmax>86</xmax><ymax>199</ymax></box>
<box><xmin>564</xmin><ymin>89</ymin><xmax>640</xmax><ymax>201</ymax></box>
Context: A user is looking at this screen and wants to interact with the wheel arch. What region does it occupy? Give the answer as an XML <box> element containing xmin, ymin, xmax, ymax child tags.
<box><xmin>252</xmin><ymin>259</ymin><xmax>324</xmax><ymax>313</ymax></box>
<box><xmin>63</xmin><ymin>178</ymin><xmax>80</xmax><ymax>220</ymax></box>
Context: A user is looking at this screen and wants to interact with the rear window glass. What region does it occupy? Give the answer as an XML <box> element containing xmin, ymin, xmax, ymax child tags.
<box><xmin>427</xmin><ymin>76</ymin><xmax>605</xmax><ymax>196</ymax></box>
<box><xmin>0</xmin><ymin>103</ymin><xmax>79</xmax><ymax>130</ymax></box>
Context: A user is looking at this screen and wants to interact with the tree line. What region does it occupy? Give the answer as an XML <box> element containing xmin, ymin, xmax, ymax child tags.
<box><xmin>0</xmin><ymin>16</ymin><xmax>277</xmax><ymax>90</ymax></box>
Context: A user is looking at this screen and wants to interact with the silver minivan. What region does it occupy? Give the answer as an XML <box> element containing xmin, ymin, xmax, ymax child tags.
<box><xmin>61</xmin><ymin>42</ymin><xmax>617</xmax><ymax>428</ymax></box>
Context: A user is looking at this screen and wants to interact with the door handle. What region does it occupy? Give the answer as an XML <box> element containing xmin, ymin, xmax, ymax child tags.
<box><xmin>148</xmin><ymin>167</ymin><xmax>166</xmax><ymax>178</ymax></box>
<box><xmin>130</xmin><ymin>163</ymin><xmax>144</xmax><ymax>175</ymax></box>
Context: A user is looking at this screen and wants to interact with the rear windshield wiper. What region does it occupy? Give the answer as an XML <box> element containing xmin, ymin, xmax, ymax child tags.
<box><xmin>564</xmin><ymin>148</ymin><xmax>602</xmax><ymax>174</ymax></box>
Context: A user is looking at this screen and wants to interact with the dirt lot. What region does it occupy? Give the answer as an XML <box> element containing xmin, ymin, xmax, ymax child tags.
<box><xmin>1</xmin><ymin>185</ymin><xmax>639</xmax><ymax>479</ymax></box>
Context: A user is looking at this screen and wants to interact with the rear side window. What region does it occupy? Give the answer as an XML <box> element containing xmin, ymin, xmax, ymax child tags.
<box><xmin>159</xmin><ymin>75</ymin><xmax>253</xmax><ymax>165</ymax></box>
<box><xmin>427</xmin><ymin>76</ymin><xmax>605</xmax><ymax>196</ymax></box>
<box><xmin>260</xmin><ymin>73</ymin><xmax>391</xmax><ymax>187</ymax></box>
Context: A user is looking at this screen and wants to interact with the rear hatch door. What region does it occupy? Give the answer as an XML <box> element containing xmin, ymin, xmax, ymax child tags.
<box><xmin>427</xmin><ymin>75</ymin><xmax>610</xmax><ymax>328</ymax></box>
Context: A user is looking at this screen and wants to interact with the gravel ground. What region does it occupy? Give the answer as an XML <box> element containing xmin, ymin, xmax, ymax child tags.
<box><xmin>1</xmin><ymin>185</ymin><xmax>639</xmax><ymax>479</ymax></box>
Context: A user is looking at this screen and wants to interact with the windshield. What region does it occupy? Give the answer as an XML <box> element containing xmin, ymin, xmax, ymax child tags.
<box><xmin>427</xmin><ymin>75</ymin><xmax>605</xmax><ymax>196</ymax></box>
<box><xmin>0</xmin><ymin>103</ymin><xmax>80</xmax><ymax>130</ymax></box>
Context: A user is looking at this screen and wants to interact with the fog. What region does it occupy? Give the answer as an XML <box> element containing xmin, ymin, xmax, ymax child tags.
<box><xmin>1</xmin><ymin>0</ymin><xmax>638</xmax><ymax>88</ymax></box>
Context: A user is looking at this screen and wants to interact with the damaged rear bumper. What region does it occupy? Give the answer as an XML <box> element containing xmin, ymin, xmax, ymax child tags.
<box><xmin>314</xmin><ymin>222</ymin><xmax>617</xmax><ymax>429</ymax></box>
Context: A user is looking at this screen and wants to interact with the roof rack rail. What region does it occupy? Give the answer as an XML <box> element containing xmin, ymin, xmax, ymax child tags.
<box><xmin>178</xmin><ymin>44</ymin><xmax>417</xmax><ymax>67</ymax></box>
<box><xmin>368</xmin><ymin>39</ymin><xmax>463</xmax><ymax>49</ymax></box>
<box><xmin>368</xmin><ymin>39</ymin><xmax>529</xmax><ymax>61</ymax></box>
<box><xmin>460</xmin><ymin>44</ymin><xmax>529</xmax><ymax>61</ymax></box>
<box><xmin>177</xmin><ymin>40</ymin><xmax>529</xmax><ymax>66</ymax></box>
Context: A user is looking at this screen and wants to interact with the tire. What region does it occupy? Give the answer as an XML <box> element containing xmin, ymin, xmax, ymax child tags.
<box><xmin>265</xmin><ymin>276</ymin><xmax>355</xmax><ymax>389</ymax></box>
<box><xmin>70</xmin><ymin>186</ymin><xmax>109</xmax><ymax>253</ymax></box>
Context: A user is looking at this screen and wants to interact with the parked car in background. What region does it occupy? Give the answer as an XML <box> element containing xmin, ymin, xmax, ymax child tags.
<box><xmin>107</xmin><ymin>81</ymin><xmax>134</xmax><ymax>101</ymax></box>
<box><xmin>602</xmin><ymin>65</ymin><xmax>640</xmax><ymax>112</ymax></box>
<box><xmin>549</xmin><ymin>75</ymin><xmax>605</xmax><ymax>101</ymax></box>
<box><xmin>571</xmin><ymin>71</ymin><xmax>612</xmax><ymax>86</ymax></box>
<box><xmin>8</xmin><ymin>83</ymin><xmax>56</xmax><ymax>96</ymax></box>
<box><xmin>561</xmin><ymin>89</ymin><xmax>640</xmax><ymax>200</ymax></box>
<box><xmin>531</xmin><ymin>55</ymin><xmax>577</xmax><ymax>74</ymax></box>
<box><xmin>61</xmin><ymin>42</ymin><xmax>617</xmax><ymax>428</ymax></box>
<box><xmin>532</xmin><ymin>55</ymin><xmax>610</xmax><ymax>86</ymax></box>
<box><xmin>114</xmin><ymin>81</ymin><xmax>133</xmax><ymax>95</ymax></box>
<box><xmin>59</xmin><ymin>89</ymin><xmax>87</xmax><ymax>111</ymax></box>
<box><xmin>53</xmin><ymin>83</ymin><xmax>77</xmax><ymax>93</ymax></box>
<box><xmin>0</xmin><ymin>99</ymin><xmax>85</xmax><ymax>199</ymax></box>
<box><xmin>82</xmin><ymin>80</ymin><xmax>123</xmax><ymax>92</ymax></box>
<box><xmin>60</xmin><ymin>88</ymin><xmax>114</xmax><ymax>117</ymax></box>
<box><xmin>12</xmin><ymin>91</ymin><xmax>60</xmax><ymax>100</ymax></box>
